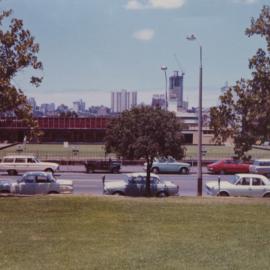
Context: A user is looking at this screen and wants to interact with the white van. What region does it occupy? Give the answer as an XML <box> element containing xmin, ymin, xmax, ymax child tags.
<box><xmin>0</xmin><ymin>155</ymin><xmax>59</xmax><ymax>175</ymax></box>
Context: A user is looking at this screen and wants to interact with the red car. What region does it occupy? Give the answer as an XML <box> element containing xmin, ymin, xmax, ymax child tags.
<box><xmin>207</xmin><ymin>159</ymin><xmax>250</xmax><ymax>174</ymax></box>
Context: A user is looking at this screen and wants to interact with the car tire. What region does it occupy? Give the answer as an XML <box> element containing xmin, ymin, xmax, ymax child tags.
<box><xmin>7</xmin><ymin>170</ymin><xmax>17</xmax><ymax>176</ymax></box>
<box><xmin>48</xmin><ymin>191</ymin><xmax>59</xmax><ymax>195</ymax></box>
<box><xmin>180</xmin><ymin>167</ymin><xmax>189</xmax><ymax>174</ymax></box>
<box><xmin>156</xmin><ymin>191</ymin><xmax>168</xmax><ymax>197</ymax></box>
<box><xmin>112</xmin><ymin>191</ymin><xmax>124</xmax><ymax>196</ymax></box>
<box><xmin>45</xmin><ymin>168</ymin><xmax>54</xmax><ymax>174</ymax></box>
<box><xmin>152</xmin><ymin>167</ymin><xmax>159</xmax><ymax>174</ymax></box>
<box><xmin>218</xmin><ymin>191</ymin><xmax>229</xmax><ymax>197</ymax></box>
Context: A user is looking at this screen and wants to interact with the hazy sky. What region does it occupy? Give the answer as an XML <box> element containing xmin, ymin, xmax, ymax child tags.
<box><xmin>2</xmin><ymin>0</ymin><xmax>269</xmax><ymax>108</ymax></box>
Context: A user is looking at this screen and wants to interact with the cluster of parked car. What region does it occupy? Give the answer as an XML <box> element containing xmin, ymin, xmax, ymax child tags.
<box><xmin>1</xmin><ymin>154</ymin><xmax>270</xmax><ymax>198</ymax></box>
<box><xmin>0</xmin><ymin>155</ymin><xmax>73</xmax><ymax>195</ymax></box>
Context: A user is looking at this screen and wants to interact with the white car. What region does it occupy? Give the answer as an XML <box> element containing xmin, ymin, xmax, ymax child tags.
<box><xmin>205</xmin><ymin>174</ymin><xmax>270</xmax><ymax>197</ymax></box>
<box><xmin>103</xmin><ymin>172</ymin><xmax>179</xmax><ymax>197</ymax></box>
<box><xmin>7</xmin><ymin>171</ymin><xmax>73</xmax><ymax>195</ymax></box>
<box><xmin>0</xmin><ymin>155</ymin><xmax>59</xmax><ymax>175</ymax></box>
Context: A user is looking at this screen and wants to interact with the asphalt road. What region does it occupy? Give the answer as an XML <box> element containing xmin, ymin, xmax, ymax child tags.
<box><xmin>0</xmin><ymin>165</ymin><xmax>233</xmax><ymax>196</ymax></box>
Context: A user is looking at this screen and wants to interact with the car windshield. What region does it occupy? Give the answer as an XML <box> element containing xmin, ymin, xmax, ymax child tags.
<box><xmin>229</xmin><ymin>175</ymin><xmax>241</xmax><ymax>185</ymax></box>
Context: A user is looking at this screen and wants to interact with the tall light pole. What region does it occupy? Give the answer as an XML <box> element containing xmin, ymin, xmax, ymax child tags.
<box><xmin>187</xmin><ymin>34</ymin><xmax>203</xmax><ymax>196</ymax></box>
<box><xmin>161</xmin><ymin>65</ymin><xmax>168</xmax><ymax>110</ymax></box>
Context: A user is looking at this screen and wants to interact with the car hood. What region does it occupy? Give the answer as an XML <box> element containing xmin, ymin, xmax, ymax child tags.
<box><xmin>57</xmin><ymin>179</ymin><xmax>73</xmax><ymax>186</ymax></box>
<box><xmin>206</xmin><ymin>181</ymin><xmax>233</xmax><ymax>188</ymax></box>
<box><xmin>163</xmin><ymin>180</ymin><xmax>177</xmax><ymax>188</ymax></box>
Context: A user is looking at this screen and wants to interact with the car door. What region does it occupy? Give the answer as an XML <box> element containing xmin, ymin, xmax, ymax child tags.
<box><xmin>14</xmin><ymin>157</ymin><xmax>27</xmax><ymax>173</ymax></box>
<box><xmin>18</xmin><ymin>175</ymin><xmax>36</xmax><ymax>194</ymax></box>
<box><xmin>126</xmin><ymin>176</ymin><xmax>143</xmax><ymax>196</ymax></box>
<box><xmin>35</xmin><ymin>174</ymin><xmax>52</xmax><ymax>194</ymax></box>
<box><xmin>249</xmin><ymin>177</ymin><xmax>267</xmax><ymax>197</ymax></box>
<box><xmin>166</xmin><ymin>157</ymin><xmax>177</xmax><ymax>173</ymax></box>
<box><xmin>233</xmin><ymin>177</ymin><xmax>251</xmax><ymax>196</ymax></box>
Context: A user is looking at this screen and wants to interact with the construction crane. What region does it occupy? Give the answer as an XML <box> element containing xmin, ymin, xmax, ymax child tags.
<box><xmin>173</xmin><ymin>53</ymin><xmax>185</xmax><ymax>76</ymax></box>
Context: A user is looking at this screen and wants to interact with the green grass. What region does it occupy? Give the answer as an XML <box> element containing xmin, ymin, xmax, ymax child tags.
<box><xmin>1</xmin><ymin>143</ymin><xmax>270</xmax><ymax>160</ymax></box>
<box><xmin>1</xmin><ymin>196</ymin><xmax>270</xmax><ymax>270</ymax></box>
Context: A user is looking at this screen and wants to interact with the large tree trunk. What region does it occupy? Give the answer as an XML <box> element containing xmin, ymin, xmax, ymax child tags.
<box><xmin>146</xmin><ymin>160</ymin><xmax>151</xmax><ymax>197</ymax></box>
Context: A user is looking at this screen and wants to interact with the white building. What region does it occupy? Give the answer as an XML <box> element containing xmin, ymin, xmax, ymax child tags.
<box><xmin>111</xmin><ymin>89</ymin><xmax>137</xmax><ymax>113</ymax></box>
<box><xmin>73</xmin><ymin>99</ymin><xmax>86</xmax><ymax>113</ymax></box>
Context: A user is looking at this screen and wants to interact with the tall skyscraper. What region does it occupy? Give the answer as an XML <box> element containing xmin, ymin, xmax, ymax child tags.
<box><xmin>111</xmin><ymin>89</ymin><xmax>137</xmax><ymax>113</ymax></box>
<box><xmin>169</xmin><ymin>71</ymin><xmax>184</xmax><ymax>110</ymax></box>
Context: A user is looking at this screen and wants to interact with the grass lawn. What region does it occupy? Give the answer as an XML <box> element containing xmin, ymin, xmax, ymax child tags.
<box><xmin>1</xmin><ymin>196</ymin><xmax>270</xmax><ymax>270</ymax></box>
<box><xmin>1</xmin><ymin>143</ymin><xmax>270</xmax><ymax>161</ymax></box>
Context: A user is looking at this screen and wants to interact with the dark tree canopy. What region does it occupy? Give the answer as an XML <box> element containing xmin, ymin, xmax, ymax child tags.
<box><xmin>105</xmin><ymin>105</ymin><xmax>185</xmax><ymax>196</ymax></box>
<box><xmin>210</xmin><ymin>5</ymin><xmax>270</xmax><ymax>158</ymax></box>
<box><xmin>0</xmin><ymin>8</ymin><xmax>43</xmax><ymax>139</ymax></box>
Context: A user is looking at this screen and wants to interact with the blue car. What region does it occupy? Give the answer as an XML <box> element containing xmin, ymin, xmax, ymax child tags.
<box><xmin>144</xmin><ymin>157</ymin><xmax>191</xmax><ymax>174</ymax></box>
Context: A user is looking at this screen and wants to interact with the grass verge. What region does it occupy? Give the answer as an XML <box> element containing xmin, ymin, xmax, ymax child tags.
<box><xmin>0</xmin><ymin>196</ymin><xmax>270</xmax><ymax>270</ymax></box>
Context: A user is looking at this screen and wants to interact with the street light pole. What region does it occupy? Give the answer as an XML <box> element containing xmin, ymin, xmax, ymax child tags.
<box><xmin>161</xmin><ymin>65</ymin><xmax>168</xmax><ymax>110</ymax></box>
<box><xmin>187</xmin><ymin>34</ymin><xmax>203</xmax><ymax>196</ymax></box>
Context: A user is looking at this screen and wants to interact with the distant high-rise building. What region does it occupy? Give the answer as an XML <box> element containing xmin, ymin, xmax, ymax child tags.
<box><xmin>40</xmin><ymin>103</ymin><xmax>55</xmax><ymax>115</ymax></box>
<box><xmin>111</xmin><ymin>89</ymin><xmax>137</xmax><ymax>113</ymax></box>
<box><xmin>73</xmin><ymin>99</ymin><xmax>85</xmax><ymax>113</ymax></box>
<box><xmin>169</xmin><ymin>71</ymin><xmax>184</xmax><ymax>110</ymax></box>
<box><xmin>28</xmin><ymin>97</ymin><xmax>37</xmax><ymax>111</ymax></box>
<box><xmin>151</xmin><ymin>94</ymin><xmax>166</xmax><ymax>109</ymax></box>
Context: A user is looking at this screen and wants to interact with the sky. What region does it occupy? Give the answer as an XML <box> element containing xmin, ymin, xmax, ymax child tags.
<box><xmin>1</xmin><ymin>0</ymin><xmax>269</xmax><ymax>108</ymax></box>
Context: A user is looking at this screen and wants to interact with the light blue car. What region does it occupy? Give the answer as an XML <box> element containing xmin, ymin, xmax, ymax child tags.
<box><xmin>144</xmin><ymin>157</ymin><xmax>191</xmax><ymax>174</ymax></box>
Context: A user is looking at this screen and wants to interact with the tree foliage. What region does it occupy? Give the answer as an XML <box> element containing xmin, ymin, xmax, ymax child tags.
<box><xmin>105</xmin><ymin>105</ymin><xmax>185</xmax><ymax>196</ymax></box>
<box><xmin>210</xmin><ymin>5</ymin><xmax>270</xmax><ymax>158</ymax></box>
<box><xmin>0</xmin><ymin>8</ymin><xmax>43</xmax><ymax>140</ymax></box>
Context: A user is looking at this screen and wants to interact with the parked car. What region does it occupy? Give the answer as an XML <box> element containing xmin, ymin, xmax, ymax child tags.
<box><xmin>207</xmin><ymin>159</ymin><xmax>250</xmax><ymax>174</ymax></box>
<box><xmin>0</xmin><ymin>180</ymin><xmax>11</xmax><ymax>193</ymax></box>
<box><xmin>103</xmin><ymin>172</ymin><xmax>179</xmax><ymax>197</ymax></box>
<box><xmin>84</xmin><ymin>159</ymin><xmax>121</xmax><ymax>173</ymax></box>
<box><xmin>205</xmin><ymin>173</ymin><xmax>270</xmax><ymax>197</ymax></box>
<box><xmin>144</xmin><ymin>157</ymin><xmax>190</xmax><ymax>174</ymax></box>
<box><xmin>249</xmin><ymin>159</ymin><xmax>270</xmax><ymax>176</ymax></box>
<box><xmin>0</xmin><ymin>171</ymin><xmax>73</xmax><ymax>195</ymax></box>
<box><xmin>0</xmin><ymin>155</ymin><xmax>59</xmax><ymax>175</ymax></box>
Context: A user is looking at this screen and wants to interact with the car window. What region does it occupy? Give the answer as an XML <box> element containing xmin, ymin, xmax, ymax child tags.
<box><xmin>252</xmin><ymin>178</ymin><xmax>265</xmax><ymax>186</ymax></box>
<box><xmin>239</xmin><ymin>177</ymin><xmax>250</xmax><ymax>186</ymax></box>
<box><xmin>224</xmin><ymin>160</ymin><xmax>232</xmax><ymax>164</ymax></box>
<box><xmin>15</xmin><ymin>158</ymin><xmax>26</xmax><ymax>163</ymax></box>
<box><xmin>22</xmin><ymin>175</ymin><xmax>35</xmax><ymax>183</ymax></box>
<box><xmin>36</xmin><ymin>175</ymin><xmax>50</xmax><ymax>183</ymax></box>
<box><xmin>3</xmin><ymin>158</ymin><xmax>13</xmax><ymax>163</ymax></box>
<box><xmin>27</xmin><ymin>158</ymin><xmax>36</xmax><ymax>163</ymax></box>
<box><xmin>150</xmin><ymin>177</ymin><xmax>160</xmax><ymax>184</ymax></box>
<box><xmin>129</xmin><ymin>176</ymin><xmax>144</xmax><ymax>184</ymax></box>
<box><xmin>167</xmin><ymin>157</ymin><xmax>175</xmax><ymax>163</ymax></box>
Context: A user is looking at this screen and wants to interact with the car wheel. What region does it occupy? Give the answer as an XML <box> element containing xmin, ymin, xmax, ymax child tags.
<box><xmin>180</xmin><ymin>167</ymin><xmax>189</xmax><ymax>174</ymax></box>
<box><xmin>263</xmin><ymin>193</ymin><xmax>270</xmax><ymax>198</ymax></box>
<box><xmin>218</xmin><ymin>191</ymin><xmax>229</xmax><ymax>197</ymax></box>
<box><xmin>112</xmin><ymin>191</ymin><xmax>124</xmax><ymax>196</ymax></box>
<box><xmin>157</xmin><ymin>191</ymin><xmax>168</xmax><ymax>197</ymax></box>
<box><xmin>152</xmin><ymin>167</ymin><xmax>159</xmax><ymax>174</ymax></box>
<box><xmin>48</xmin><ymin>191</ymin><xmax>59</xmax><ymax>195</ymax></box>
<box><xmin>45</xmin><ymin>168</ymin><xmax>54</xmax><ymax>174</ymax></box>
<box><xmin>7</xmin><ymin>170</ymin><xmax>17</xmax><ymax>176</ymax></box>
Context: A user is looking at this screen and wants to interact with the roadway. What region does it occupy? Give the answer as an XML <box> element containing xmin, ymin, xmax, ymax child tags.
<box><xmin>0</xmin><ymin>165</ymin><xmax>233</xmax><ymax>196</ymax></box>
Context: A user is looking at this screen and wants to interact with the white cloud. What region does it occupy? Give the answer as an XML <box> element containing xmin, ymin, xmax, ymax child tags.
<box><xmin>125</xmin><ymin>0</ymin><xmax>186</xmax><ymax>10</ymax></box>
<box><xmin>133</xmin><ymin>29</ymin><xmax>155</xmax><ymax>41</ymax></box>
<box><xmin>232</xmin><ymin>0</ymin><xmax>258</xmax><ymax>4</ymax></box>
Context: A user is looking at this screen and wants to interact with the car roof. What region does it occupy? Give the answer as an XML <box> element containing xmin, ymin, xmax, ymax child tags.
<box><xmin>23</xmin><ymin>171</ymin><xmax>50</xmax><ymax>176</ymax></box>
<box><xmin>235</xmin><ymin>173</ymin><xmax>268</xmax><ymax>178</ymax></box>
<box><xmin>125</xmin><ymin>172</ymin><xmax>159</xmax><ymax>178</ymax></box>
<box><xmin>4</xmin><ymin>155</ymin><xmax>36</xmax><ymax>158</ymax></box>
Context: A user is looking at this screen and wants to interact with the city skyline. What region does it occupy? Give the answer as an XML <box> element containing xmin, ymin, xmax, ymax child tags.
<box><xmin>2</xmin><ymin>0</ymin><xmax>269</xmax><ymax>108</ymax></box>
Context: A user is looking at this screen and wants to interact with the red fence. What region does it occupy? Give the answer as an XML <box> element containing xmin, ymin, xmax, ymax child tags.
<box><xmin>0</xmin><ymin>117</ymin><xmax>111</xmax><ymax>130</ymax></box>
